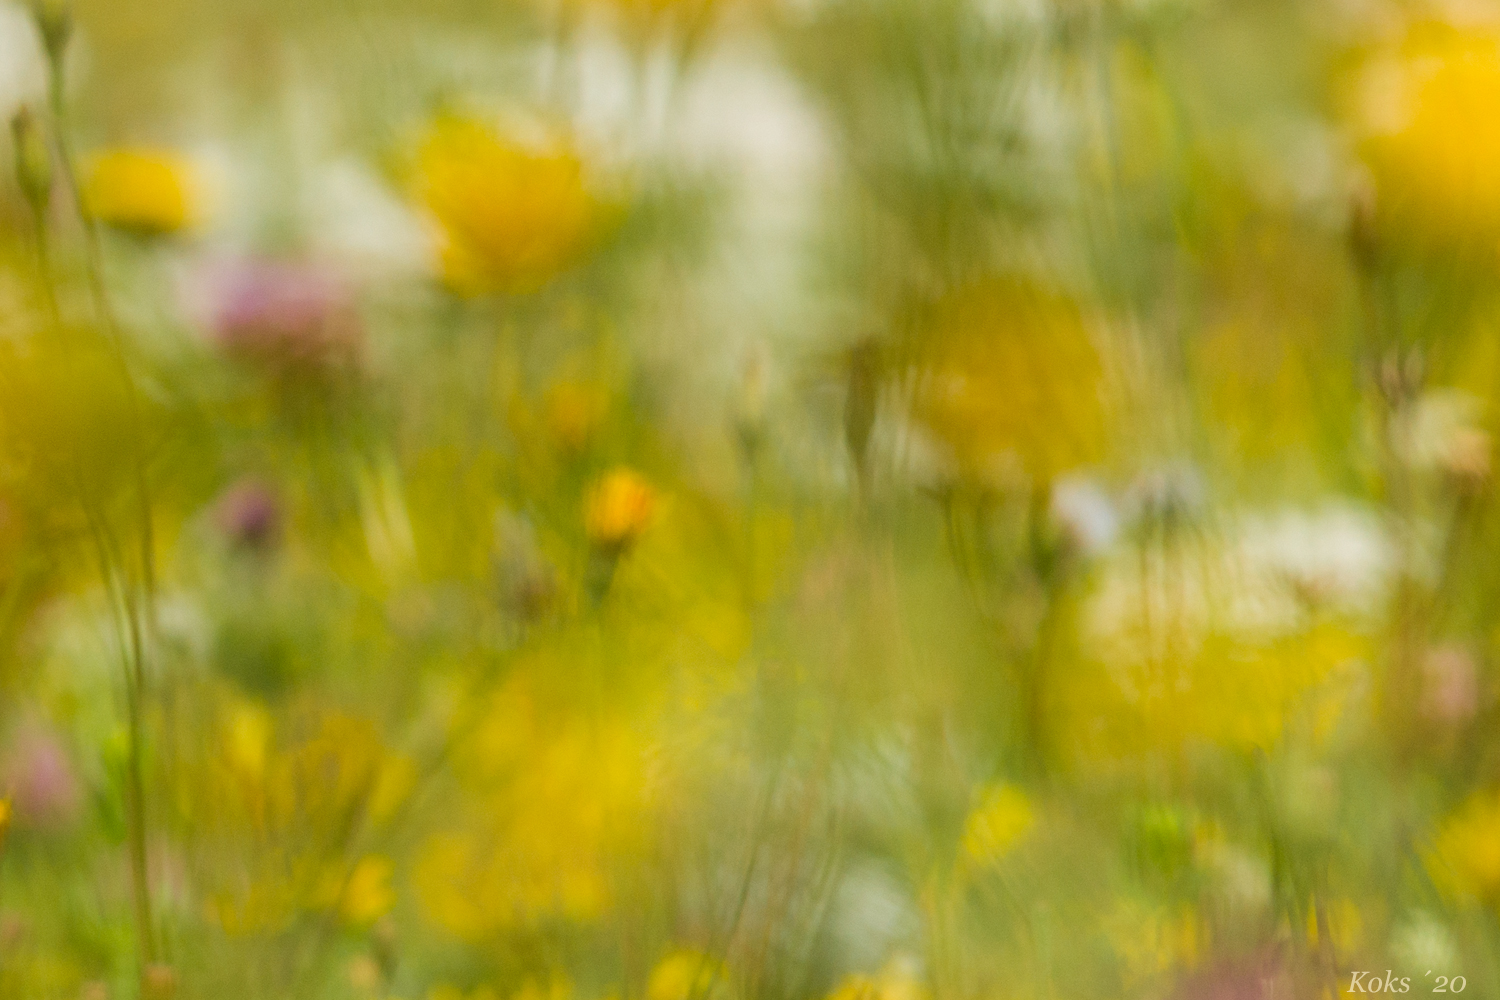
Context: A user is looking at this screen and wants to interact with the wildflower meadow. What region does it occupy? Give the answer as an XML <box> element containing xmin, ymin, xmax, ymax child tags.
<box><xmin>0</xmin><ymin>0</ymin><xmax>1499</xmax><ymax>998</ymax></box>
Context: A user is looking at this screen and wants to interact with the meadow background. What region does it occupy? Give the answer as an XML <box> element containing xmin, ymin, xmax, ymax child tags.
<box><xmin>0</xmin><ymin>0</ymin><xmax>1499</xmax><ymax>997</ymax></box>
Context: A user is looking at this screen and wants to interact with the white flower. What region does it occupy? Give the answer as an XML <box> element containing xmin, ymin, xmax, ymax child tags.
<box><xmin>0</xmin><ymin>4</ymin><xmax>45</xmax><ymax>121</ymax></box>
<box><xmin>307</xmin><ymin>159</ymin><xmax>431</xmax><ymax>283</ymax></box>
<box><xmin>1051</xmin><ymin>475</ymin><xmax>1118</xmax><ymax>556</ymax></box>
<box><xmin>1087</xmin><ymin>503</ymin><xmax>1392</xmax><ymax>668</ymax></box>
<box><xmin>1391</xmin><ymin>912</ymin><xmax>1459</xmax><ymax>977</ymax></box>
<box><xmin>1233</xmin><ymin>504</ymin><xmax>1393</xmax><ymax>623</ymax></box>
<box><xmin>1397</xmin><ymin>389</ymin><xmax>1490</xmax><ymax>481</ymax></box>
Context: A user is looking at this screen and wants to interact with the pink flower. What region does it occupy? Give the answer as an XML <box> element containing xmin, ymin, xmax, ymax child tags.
<box><xmin>214</xmin><ymin>478</ymin><xmax>282</xmax><ymax>550</ymax></box>
<box><xmin>1423</xmin><ymin>645</ymin><xmax>1479</xmax><ymax>726</ymax></box>
<box><xmin>1171</xmin><ymin>949</ymin><xmax>1294</xmax><ymax>1000</ymax></box>
<box><xmin>196</xmin><ymin>257</ymin><xmax>361</xmax><ymax>374</ymax></box>
<box><xmin>2</xmin><ymin>722</ymin><xmax>81</xmax><ymax>829</ymax></box>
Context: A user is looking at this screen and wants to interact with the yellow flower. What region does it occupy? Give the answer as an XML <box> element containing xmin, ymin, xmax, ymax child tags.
<box><xmin>1356</xmin><ymin>27</ymin><xmax>1500</xmax><ymax>245</ymax></box>
<box><xmin>1305</xmin><ymin>897</ymin><xmax>1363</xmax><ymax>955</ymax></box>
<box><xmin>82</xmin><ymin>148</ymin><xmax>200</xmax><ymax>235</ymax></box>
<box><xmin>912</xmin><ymin>278</ymin><xmax>1106</xmax><ymax>484</ymax></box>
<box><xmin>413</xmin><ymin>834</ymin><xmax>497</xmax><ymax>939</ymax></box>
<box><xmin>1428</xmin><ymin>790</ymin><xmax>1500</xmax><ymax>906</ymax></box>
<box><xmin>1058</xmin><ymin>517</ymin><xmax>1370</xmax><ymax>764</ymax></box>
<box><xmin>585</xmin><ymin>467</ymin><xmax>657</xmax><ymax>549</ymax></box>
<box><xmin>959</xmin><ymin>783</ymin><xmax>1034</xmax><ymax>868</ymax></box>
<box><xmin>649</xmin><ymin>951</ymin><xmax>729</xmax><ymax>1000</ymax></box>
<box><xmin>414</xmin><ymin>688</ymin><xmax>655</xmax><ymax>937</ymax></box>
<box><xmin>196</xmin><ymin>710</ymin><xmax>415</xmax><ymax>936</ymax></box>
<box><xmin>0</xmin><ymin>796</ymin><xmax>10</xmax><ymax>847</ymax></box>
<box><xmin>0</xmin><ymin>329</ymin><xmax>158</xmax><ymax>515</ymax></box>
<box><xmin>224</xmin><ymin>702</ymin><xmax>272</xmax><ymax>781</ymax></box>
<box><xmin>212</xmin><ymin>711</ymin><xmax>410</xmax><ymax>836</ymax></box>
<box><xmin>341</xmin><ymin>854</ymin><xmax>396</xmax><ymax>925</ymax></box>
<box><xmin>824</xmin><ymin>977</ymin><xmax>878</xmax><ymax>1000</ymax></box>
<box><xmin>1072</xmin><ymin>625</ymin><xmax>1363</xmax><ymax>762</ymax></box>
<box><xmin>414</xmin><ymin>116</ymin><xmax>601</xmax><ymax>296</ymax></box>
<box><xmin>544</xmin><ymin>381</ymin><xmax>609</xmax><ymax>453</ymax></box>
<box><xmin>822</xmin><ymin>963</ymin><xmax>927</xmax><ymax>1000</ymax></box>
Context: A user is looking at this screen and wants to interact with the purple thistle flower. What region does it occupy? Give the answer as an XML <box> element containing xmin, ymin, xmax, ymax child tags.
<box><xmin>215</xmin><ymin>478</ymin><xmax>282</xmax><ymax>550</ymax></box>
<box><xmin>196</xmin><ymin>257</ymin><xmax>362</xmax><ymax>373</ymax></box>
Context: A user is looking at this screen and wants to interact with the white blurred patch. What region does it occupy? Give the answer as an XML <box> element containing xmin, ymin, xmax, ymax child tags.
<box><xmin>1203</xmin><ymin>839</ymin><xmax>1273</xmax><ymax>920</ymax></box>
<box><xmin>1120</xmin><ymin>462</ymin><xmax>1206</xmax><ymax>527</ymax></box>
<box><xmin>0</xmin><ymin>3</ymin><xmax>45</xmax><ymax>120</ymax></box>
<box><xmin>899</xmin><ymin>423</ymin><xmax>959</xmax><ymax>494</ymax></box>
<box><xmin>1395</xmin><ymin>388</ymin><xmax>1490</xmax><ymax>480</ymax></box>
<box><xmin>1245</xmin><ymin>116</ymin><xmax>1345</xmax><ymax>216</ymax></box>
<box><xmin>1357</xmin><ymin>53</ymin><xmax>1416</xmax><ymax>137</ymax></box>
<box><xmin>1051</xmin><ymin>475</ymin><xmax>1118</xmax><ymax>556</ymax></box>
<box><xmin>1233</xmin><ymin>504</ymin><xmax>1393</xmax><ymax>622</ymax></box>
<box><xmin>1391</xmin><ymin>911</ymin><xmax>1460</xmax><ymax>977</ymax></box>
<box><xmin>153</xmin><ymin>592</ymin><xmax>213</xmax><ymax>668</ymax></box>
<box><xmin>829</xmin><ymin>863</ymin><xmax>920</xmax><ymax>970</ymax></box>
<box><xmin>1088</xmin><ymin>502</ymin><xmax>1393</xmax><ymax>667</ymax></box>
<box><xmin>305</xmin><ymin>158</ymin><xmax>430</xmax><ymax>284</ymax></box>
<box><xmin>669</xmin><ymin>46</ymin><xmax>828</xmax><ymax>191</ymax></box>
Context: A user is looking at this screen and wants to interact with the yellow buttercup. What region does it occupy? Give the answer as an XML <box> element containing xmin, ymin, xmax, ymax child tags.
<box><xmin>414</xmin><ymin>116</ymin><xmax>602</xmax><ymax>296</ymax></box>
<box><xmin>82</xmin><ymin>147</ymin><xmax>201</xmax><ymax>235</ymax></box>
<box><xmin>585</xmin><ymin>467</ymin><xmax>657</xmax><ymax>550</ymax></box>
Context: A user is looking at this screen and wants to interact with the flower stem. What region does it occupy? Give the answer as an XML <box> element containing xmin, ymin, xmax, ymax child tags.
<box><xmin>36</xmin><ymin>23</ymin><xmax>162</xmax><ymax>979</ymax></box>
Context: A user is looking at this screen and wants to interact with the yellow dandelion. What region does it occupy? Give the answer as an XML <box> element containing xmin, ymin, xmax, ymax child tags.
<box><xmin>649</xmin><ymin>951</ymin><xmax>729</xmax><ymax>1000</ymax></box>
<box><xmin>414</xmin><ymin>116</ymin><xmax>601</xmax><ymax>296</ymax></box>
<box><xmin>341</xmin><ymin>854</ymin><xmax>397</xmax><ymax>925</ymax></box>
<box><xmin>959</xmin><ymin>783</ymin><xmax>1035</xmax><ymax>868</ymax></box>
<box><xmin>414</xmin><ymin>707</ymin><xmax>654</xmax><ymax>937</ymax></box>
<box><xmin>413</xmin><ymin>833</ymin><xmax>496</xmax><ymax>939</ymax></box>
<box><xmin>1428</xmin><ymin>790</ymin><xmax>1500</xmax><ymax>906</ymax></box>
<box><xmin>1305</xmin><ymin>897</ymin><xmax>1363</xmax><ymax>956</ymax></box>
<box><xmin>82</xmin><ymin>147</ymin><xmax>200</xmax><ymax>235</ymax></box>
<box><xmin>1357</xmin><ymin>28</ymin><xmax>1500</xmax><ymax>245</ymax></box>
<box><xmin>825</xmin><ymin>976</ymin><xmax>878</xmax><ymax>1000</ymax></box>
<box><xmin>912</xmin><ymin>278</ymin><xmax>1106</xmax><ymax>485</ymax></box>
<box><xmin>585</xmin><ymin>467</ymin><xmax>657</xmax><ymax>549</ymax></box>
<box><xmin>822</xmin><ymin>963</ymin><xmax>927</xmax><ymax>1000</ymax></box>
<box><xmin>224</xmin><ymin>702</ymin><xmax>272</xmax><ymax>781</ymax></box>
